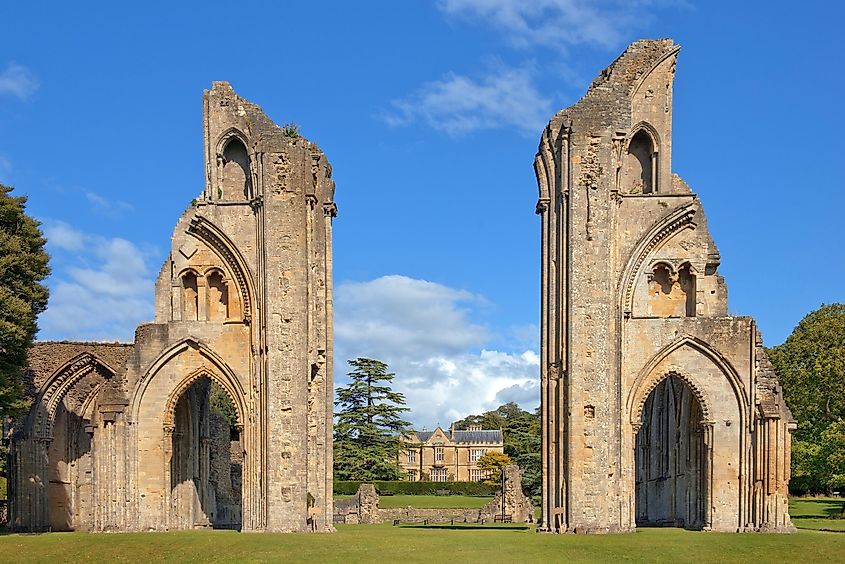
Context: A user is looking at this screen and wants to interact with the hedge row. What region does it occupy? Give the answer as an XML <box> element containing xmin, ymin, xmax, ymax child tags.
<box><xmin>333</xmin><ymin>480</ymin><xmax>497</xmax><ymax>496</ymax></box>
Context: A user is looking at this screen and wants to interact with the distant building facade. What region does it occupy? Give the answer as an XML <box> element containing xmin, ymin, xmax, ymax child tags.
<box><xmin>399</xmin><ymin>426</ymin><xmax>504</xmax><ymax>482</ymax></box>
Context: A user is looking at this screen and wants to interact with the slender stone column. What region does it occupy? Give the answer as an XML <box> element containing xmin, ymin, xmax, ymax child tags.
<box><xmin>700</xmin><ymin>421</ymin><xmax>715</xmax><ymax>530</ymax></box>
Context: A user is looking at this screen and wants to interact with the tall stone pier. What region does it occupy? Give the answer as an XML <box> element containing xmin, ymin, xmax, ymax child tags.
<box><xmin>9</xmin><ymin>82</ymin><xmax>337</xmax><ymax>532</ymax></box>
<box><xmin>534</xmin><ymin>39</ymin><xmax>795</xmax><ymax>533</ymax></box>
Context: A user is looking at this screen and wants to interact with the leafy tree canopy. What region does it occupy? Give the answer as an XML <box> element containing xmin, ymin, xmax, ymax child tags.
<box><xmin>334</xmin><ymin>358</ymin><xmax>411</xmax><ymax>481</ymax></box>
<box><xmin>476</xmin><ymin>451</ymin><xmax>513</xmax><ymax>486</ymax></box>
<box><xmin>769</xmin><ymin>303</ymin><xmax>845</xmax><ymax>494</ymax></box>
<box><xmin>0</xmin><ymin>185</ymin><xmax>49</xmax><ymax>418</ymax></box>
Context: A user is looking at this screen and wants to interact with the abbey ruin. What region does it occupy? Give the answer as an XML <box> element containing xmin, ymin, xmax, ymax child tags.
<box><xmin>534</xmin><ymin>39</ymin><xmax>795</xmax><ymax>533</ymax></box>
<box><xmin>6</xmin><ymin>39</ymin><xmax>795</xmax><ymax>537</ymax></box>
<box><xmin>8</xmin><ymin>82</ymin><xmax>337</xmax><ymax>532</ymax></box>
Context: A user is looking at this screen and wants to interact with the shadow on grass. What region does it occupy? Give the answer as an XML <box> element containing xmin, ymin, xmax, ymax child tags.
<box><xmin>400</xmin><ymin>524</ymin><xmax>531</xmax><ymax>531</ymax></box>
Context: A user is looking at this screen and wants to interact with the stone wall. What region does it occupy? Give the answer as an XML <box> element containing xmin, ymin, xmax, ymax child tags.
<box><xmin>478</xmin><ymin>465</ymin><xmax>534</xmax><ymax>523</ymax></box>
<box><xmin>334</xmin><ymin>476</ymin><xmax>534</xmax><ymax>525</ymax></box>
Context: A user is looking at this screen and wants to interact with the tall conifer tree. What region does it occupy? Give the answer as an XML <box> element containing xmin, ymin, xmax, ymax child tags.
<box><xmin>334</xmin><ymin>358</ymin><xmax>410</xmax><ymax>481</ymax></box>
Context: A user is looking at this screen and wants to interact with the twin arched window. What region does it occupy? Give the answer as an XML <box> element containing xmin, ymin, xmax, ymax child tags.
<box><xmin>180</xmin><ymin>270</ymin><xmax>229</xmax><ymax>321</ymax></box>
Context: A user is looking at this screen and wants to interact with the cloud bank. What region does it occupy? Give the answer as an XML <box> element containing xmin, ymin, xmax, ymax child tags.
<box><xmin>38</xmin><ymin>221</ymin><xmax>155</xmax><ymax>342</ymax></box>
<box><xmin>335</xmin><ymin>275</ymin><xmax>539</xmax><ymax>427</ymax></box>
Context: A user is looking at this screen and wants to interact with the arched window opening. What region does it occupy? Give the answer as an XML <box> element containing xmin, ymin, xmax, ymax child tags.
<box><xmin>221</xmin><ymin>138</ymin><xmax>252</xmax><ymax>201</ymax></box>
<box><xmin>647</xmin><ymin>263</ymin><xmax>694</xmax><ymax>318</ymax></box>
<box><xmin>206</xmin><ymin>271</ymin><xmax>229</xmax><ymax>321</ymax></box>
<box><xmin>635</xmin><ymin>375</ymin><xmax>704</xmax><ymax>529</ymax></box>
<box><xmin>170</xmin><ymin>376</ymin><xmax>242</xmax><ymax>530</ymax></box>
<box><xmin>625</xmin><ymin>130</ymin><xmax>655</xmax><ymax>194</ymax></box>
<box><xmin>678</xmin><ymin>263</ymin><xmax>696</xmax><ymax>317</ymax></box>
<box><xmin>182</xmin><ymin>271</ymin><xmax>199</xmax><ymax>321</ymax></box>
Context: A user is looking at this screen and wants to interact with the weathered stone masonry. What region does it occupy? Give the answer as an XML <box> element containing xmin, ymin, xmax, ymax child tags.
<box><xmin>8</xmin><ymin>82</ymin><xmax>337</xmax><ymax>532</ymax></box>
<box><xmin>535</xmin><ymin>40</ymin><xmax>795</xmax><ymax>533</ymax></box>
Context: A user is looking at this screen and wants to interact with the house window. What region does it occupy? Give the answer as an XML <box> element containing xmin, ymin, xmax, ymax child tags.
<box><xmin>470</xmin><ymin>468</ymin><xmax>487</xmax><ymax>482</ymax></box>
<box><xmin>470</xmin><ymin>448</ymin><xmax>486</xmax><ymax>462</ymax></box>
<box><xmin>434</xmin><ymin>447</ymin><xmax>444</xmax><ymax>462</ymax></box>
<box><xmin>407</xmin><ymin>470</ymin><xmax>417</xmax><ymax>481</ymax></box>
<box><xmin>408</xmin><ymin>450</ymin><xmax>417</xmax><ymax>463</ymax></box>
<box><xmin>431</xmin><ymin>468</ymin><xmax>447</xmax><ymax>482</ymax></box>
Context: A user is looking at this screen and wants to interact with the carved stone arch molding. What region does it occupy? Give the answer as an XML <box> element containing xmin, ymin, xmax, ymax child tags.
<box><xmin>186</xmin><ymin>215</ymin><xmax>255</xmax><ymax>323</ymax></box>
<box><xmin>631</xmin><ymin>367</ymin><xmax>712</xmax><ymax>426</ymax></box>
<box><xmin>30</xmin><ymin>353</ymin><xmax>116</xmax><ymax>439</ymax></box>
<box><xmin>130</xmin><ymin>337</ymin><xmax>248</xmax><ymax>425</ymax></box>
<box><xmin>631</xmin><ymin>44</ymin><xmax>681</xmax><ymax>99</ymax></box>
<box><xmin>625</xmin><ymin>121</ymin><xmax>662</xmax><ymax>154</ymax></box>
<box><xmin>626</xmin><ymin>334</ymin><xmax>749</xmax><ymax>426</ymax></box>
<box><xmin>162</xmin><ymin>366</ymin><xmax>245</xmax><ymax>430</ymax></box>
<box><xmin>534</xmin><ymin>123</ymin><xmax>559</xmax><ymax>204</ymax></box>
<box><xmin>619</xmin><ymin>201</ymin><xmax>698</xmax><ymax>315</ymax></box>
<box><xmin>216</xmin><ymin>127</ymin><xmax>252</xmax><ymax>158</ymax></box>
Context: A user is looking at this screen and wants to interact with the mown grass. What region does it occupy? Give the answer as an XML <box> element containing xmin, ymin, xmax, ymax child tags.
<box><xmin>2</xmin><ymin>525</ymin><xmax>845</xmax><ymax>563</ymax></box>
<box><xmin>2</xmin><ymin>497</ymin><xmax>843</xmax><ymax>563</ymax></box>
<box><xmin>789</xmin><ymin>496</ymin><xmax>845</xmax><ymax>531</ymax></box>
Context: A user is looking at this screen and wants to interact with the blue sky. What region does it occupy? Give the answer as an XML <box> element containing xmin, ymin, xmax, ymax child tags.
<box><xmin>1</xmin><ymin>1</ymin><xmax>842</xmax><ymax>426</ymax></box>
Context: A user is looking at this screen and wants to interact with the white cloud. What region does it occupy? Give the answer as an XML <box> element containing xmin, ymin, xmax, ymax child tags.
<box><xmin>0</xmin><ymin>62</ymin><xmax>39</xmax><ymax>100</ymax></box>
<box><xmin>335</xmin><ymin>275</ymin><xmax>539</xmax><ymax>427</ymax></box>
<box><xmin>85</xmin><ymin>191</ymin><xmax>134</xmax><ymax>217</ymax></box>
<box><xmin>43</xmin><ymin>221</ymin><xmax>86</xmax><ymax>251</ymax></box>
<box><xmin>438</xmin><ymin>0</ymin><xmax>670</xmax><ymax>51</ymax></box>
<box><xmin>38</xmin><ymin>225</ymin><xmax>155</xmax><ymax>342</ymax></box>
<box><xmin>385</xmin><ymin>0</ymin><xmax>682</xmax><ymax>136</ymax></box>
<box><xmin>383</xmin><ymin>65</ymin><xmax>552</xmax><ymax>135</ymax></box>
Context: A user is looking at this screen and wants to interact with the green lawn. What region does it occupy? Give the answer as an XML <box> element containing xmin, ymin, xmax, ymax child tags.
<box><xmin>2</xmin><ymin>497</ymin><xmax>843</xmax><ymax>563</ymax></box>
<box><xmin>789</xmin><ymin>497</ymin><xmax>845</xmax><ymax>531</ymax></box>
<box><xmin>2</xmin><ymin>525</ymin><xmax>845</xmax><ymax>563</ymax></box>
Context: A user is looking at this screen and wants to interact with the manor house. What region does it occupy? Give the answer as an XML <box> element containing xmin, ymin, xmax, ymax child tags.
<box><xmin>399</xmin><ymin>426</ymin><xmax>504</xmax><ymax>482</ymax></box>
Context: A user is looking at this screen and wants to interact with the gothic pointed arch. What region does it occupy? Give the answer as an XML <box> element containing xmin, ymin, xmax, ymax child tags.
<box><xmin>129</xmin><ymin>337</ymin><xmax>248</xmax><ymax>426</ymax></box>
<box><xmin>30</xmin><ymin>353</ymin><xmax>117</xmax><ymax>439</ymax></box>
<box><xmin>627</xmin><ymin>334</ymin><xmax>749</xmax><ymax>426</ymax></box>
<box><xmin>186</xmin><ymin>215</ymin><xmax>255</xmax><ymax>323</ymax></box>
<box><xmin>163</xmin><ymin>366</ymin><xmax>244</xmax><ymax>430</ymax></box>
<box><xmin>619</xmin><ymin>202</ymin><xmax>698</xmax><ymax>315</ymax></box>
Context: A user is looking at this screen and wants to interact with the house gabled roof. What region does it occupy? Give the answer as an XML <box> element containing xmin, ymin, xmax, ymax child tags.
<box><xmin>409</xmin><ymin>426</ymin><xmax>503</xmax><ymax>445</ymax></box>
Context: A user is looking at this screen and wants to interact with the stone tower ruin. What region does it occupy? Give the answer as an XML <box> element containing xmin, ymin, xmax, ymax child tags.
<box><xmin>8</xmin><ymin>82</ymin><xmax>337</xmax><ymax>532</ymax></box>
<box><xmin>534</xmin><ymin>40</ymin><xmax>795</xmax><ymax>533</ymax></box>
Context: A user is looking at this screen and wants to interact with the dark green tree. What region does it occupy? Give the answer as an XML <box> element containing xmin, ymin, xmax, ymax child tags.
<box><xmin>334</xmin><ymin>358</ymin><xmax>411</xmax><ymax>481</ymax></box>
<box><xmin>210</xmin><ymin>381</ymin><xmax>238</xmax><ymax>438</ymax></box>
<box><xmin>453</xmin><ymin>402</ymin><xmax>541</xmax><ymax>498</ymax></box>
<box><xmin>769</xmin><ymin>303</ymin><xmax>845</xmax><ymax>495</ymax></box>
<box><xmin>0</xmin><ymin>185</ymin><xmax>50</xmax><ymax>418</ymax></box>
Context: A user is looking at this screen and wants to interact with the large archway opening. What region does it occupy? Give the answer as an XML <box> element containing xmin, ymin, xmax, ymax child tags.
<box><xmin>46</xmin><ymin>396</ymin><xmax>95</xmax><ymax>531</ymax></box>
<box><xmin>169</xmin><ymin>376</ymin><xmax>243</xmax><ymax>530</ymax></box>
<box><xmin>635</xmin><ymin>375</ymin><xmax>704</xmax><ymax>529</ymax></box>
